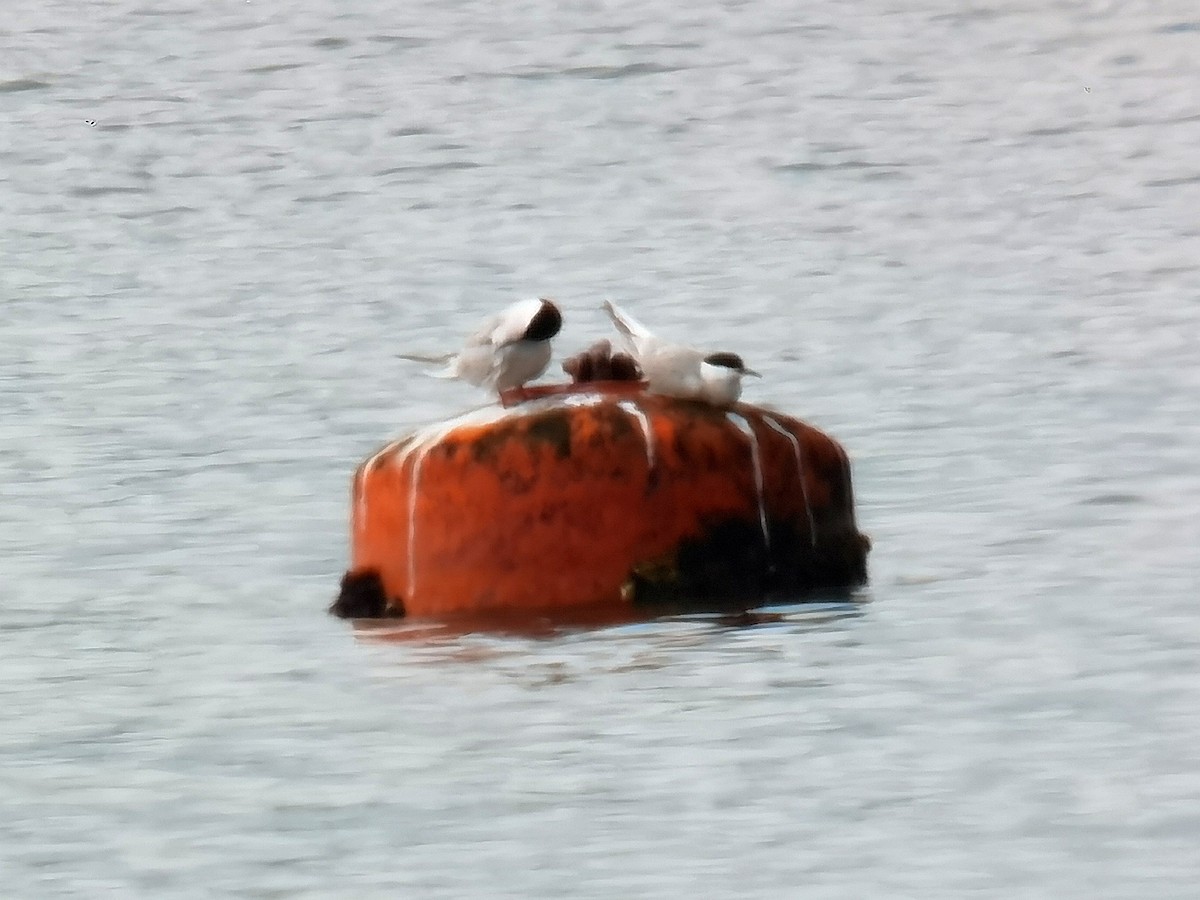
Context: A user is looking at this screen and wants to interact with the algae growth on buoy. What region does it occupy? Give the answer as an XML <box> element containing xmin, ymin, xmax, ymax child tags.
<box><xmin>333</xmin><ymin>381</ymin><xmax>868</xmax><ymax>620</ymax></box>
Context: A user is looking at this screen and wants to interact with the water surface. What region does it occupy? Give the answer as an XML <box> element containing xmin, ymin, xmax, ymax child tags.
<box><xmin>3</xmin><ymin>0</ymin><xmax>1199</xmax><ymax>896</ymax></box>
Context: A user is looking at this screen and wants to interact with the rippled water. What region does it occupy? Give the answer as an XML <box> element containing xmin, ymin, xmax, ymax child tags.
<box><xmin>4</xmin><ymin>0</ymin><xmax>1199</xmax><ymax>896</ymax></box>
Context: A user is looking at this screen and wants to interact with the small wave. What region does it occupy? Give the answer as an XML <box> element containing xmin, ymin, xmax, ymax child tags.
<box><xmin>368</xmin><ymin>35</ymin><xmax>429</xmax><ymax>49</ymax></box>
<box><xmin>776</xmin><ymin>160</ymin><xmax>902</xmax><ymax>173</ymax></box>
<box><xmin>389</xmin><ymin>125</ymin><xmax>434</xmax><ymax>137</ymax></box>
<box><xmin>116</xmin><ymin>206</ymin><xmax>198</xmax><ymax>221</ymax></box>
<box><xmin>502</xmin><ymin>61</ymin><xmax>684</xmax><ymax>81</ymax></box>
<box><xmin>71</xmin><ymin>185</ymin><xmax>150</xmax><ymax>198</ymax></box>
<box><xmin>775</xmin><ymin>160</ymin><xmax>907</xmax><ymax>181</ymax></box>
<box><xmin>293</xmin><ymin>191</ymin><xmax>366</xmax><ymax>204</ymax></box>
<box><xmin>245</xmin><ymin>62</ymin><xmax>306</xmax><ymax>75</ymax></box>
<box><xmin>238</xmin><ymin>162</ymin><xmax>285</xmax><ymax>175</ymax></box>
<box><xmin>375</xmin><ymin>161</ymin><xmax>482</xmax><ymax>176</ymax></box>
<box><xmin>1157</xmin><ymin>21</ymin><xmax>1200</xmax><ymax>33</ymax></box>
<box><xmin>1079</xmin><ymin>493</ymin><xmax>1143</xmax><ymax>507</ymax></box>
<box><xmin>0</xmin><ymin>78</ymin><xmax>50</xmax><ymax>93</ymax></box>
<box><xmin>615</xmin><ymin>41</ymin><xmax>702</xmax><ymax>52</ymax></box>
<box><xmin>1144</xmin><ymin>173</ymin><xmax>1200</xmax><ymax>188</ymax></box>
<box><xmin>1025</xmin><ymin>125</ymin><xmax>1078</xmax><ymax>138</ymax></box>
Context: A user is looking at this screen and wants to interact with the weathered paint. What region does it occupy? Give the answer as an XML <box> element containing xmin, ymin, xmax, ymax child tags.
<box><xmin>340</xmin><ymin>384</ymin><xmax>868</xmax><ymax>618</ymax></box>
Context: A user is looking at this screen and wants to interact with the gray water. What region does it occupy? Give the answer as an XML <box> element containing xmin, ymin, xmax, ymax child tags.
<box><xmin>4</xmin><ymin>0</ymin><xmax>1199</xmax><ymax>896</ymax></box>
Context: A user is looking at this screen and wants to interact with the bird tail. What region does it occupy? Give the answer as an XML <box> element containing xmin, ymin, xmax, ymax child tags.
<box><xmin>397</xmin><ymin>351</ymin><xmax>454</xmax><ymax>364</ymax></box>
<box><xmin>398</xmin><ymin>351</ymin><xmax>459</xmax><ymax>380</ymax></box>
<box><xmin>601</xmin><ymin>300</ymin><xmax>653</xmax><ymax>355</ymax></box>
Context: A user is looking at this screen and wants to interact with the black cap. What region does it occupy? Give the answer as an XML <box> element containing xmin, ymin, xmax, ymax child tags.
<box><xmin>523</xmin><ymin>299</ymin><xmax>563</xmax><ymax>342</ymax></box>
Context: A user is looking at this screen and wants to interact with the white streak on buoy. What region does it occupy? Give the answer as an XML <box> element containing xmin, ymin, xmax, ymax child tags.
<box><xmin>763</xmin><ymin>415</ymin><xmax>817</xmax><ymax>547</ymax></box>
<box><xmin>406</xmin><ymin>446</ymin><xmax>427</xmax><ymax>599</ymax></box>
<box><xmin>394</xmin><ymin>405</ymin><xmax>500</xmax><ymax>470</ymax></box>
<box><xmin>395</xmin><ymin>406</ymin><xmax>508</xmax><ymax>600</ymax></box>
<box><xmin>355</xmin><ymin>467</ymin><xmax>368</xmax><ymax>529</ymax></box>
<box><xmin>555</xmin><ymin>391</ymin><xmax>610</xmax><ymax>409</ymax></box>
<box><xmin>617</xmin><ymin>400</ymin><xmax>655</xmax><ymax>472</ymax></box>
<box><xmin>341</xmin><ymin>393</ymin><xmax>616</xmax><ymax>601</ymax></box>
<box><xmin>358</xmin><ymin>436</ymin><xmax>413</xmax><ymax>525</ymax></box>
<box><xmin>726</xmin><ymin>412</ymin><xmax>770</xmax><ymax>553</ymax></box>
<box><xmin>395</xmin><ymin>394</ymin><xmax>614</xmax><ymax>600</ymax></box>
<box><xmin>363</xmin><ymin>439</ymin><xmax>401</xmax><ymax>474</ymax></box>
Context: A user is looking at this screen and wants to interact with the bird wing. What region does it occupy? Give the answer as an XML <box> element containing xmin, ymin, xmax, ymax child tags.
<box><xmin>601</xmin><ymin>300</ymin><xmax>656</xmax><ymax>358</ymax></box>
<box><xmin>461</xmin><ymin>311</ymin><xmax>504</xmax><ymax>349</ymax></box>
<box><xmin>449</xmin><ymin>343</ymin><xmax>503</xmax><ymax>387</ymax></box>
<box><xmin>469</xmin><ymin>297</ymin><xmax>544</xmax><ymax>348</ymax></box>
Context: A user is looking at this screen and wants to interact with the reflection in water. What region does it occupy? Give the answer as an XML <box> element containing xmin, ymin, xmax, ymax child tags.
<box><xmin>351</xmin><ymin>590</ymin><xmax>869</xmax><ymax>645</ymax></box>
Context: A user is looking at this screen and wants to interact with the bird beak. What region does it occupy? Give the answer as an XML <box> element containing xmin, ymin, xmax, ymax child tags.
<box><xmin>743</xmin><ymin>367</ymin><xmax>762</xmax><ymax>377</ymax></box>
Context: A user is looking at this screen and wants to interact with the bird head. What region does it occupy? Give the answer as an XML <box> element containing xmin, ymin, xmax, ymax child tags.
<box><xmin>702</xmin><ymin>351</ymin><xmax>759</xmax><ymax>378</ymax></box>
<box><xmin>522</xmin><ymin>298</ymin><xmax>563</xmax><ymax>342</ymax></box>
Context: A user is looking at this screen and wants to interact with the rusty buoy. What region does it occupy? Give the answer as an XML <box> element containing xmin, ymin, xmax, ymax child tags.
<box><xmin>334</xmin><ymin>380</ymin><xmax>869</xmax><ymax>620</ymax></box>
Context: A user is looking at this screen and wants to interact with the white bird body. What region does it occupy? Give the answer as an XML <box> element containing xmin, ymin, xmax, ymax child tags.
<box><xmin>602</xmin><ymin>300</ymin><xmax>757</xmax><ymax>406</ymax></box>
<box><xmin>403</xmin><ymin>297</ymin><xmax>562</xmax><ymax>395</ymax></box>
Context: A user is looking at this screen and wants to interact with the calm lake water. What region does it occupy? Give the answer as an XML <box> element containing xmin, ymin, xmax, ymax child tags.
<box><xmin>3</xmin><ymin>0</ymin><xmax>1199</xmax><ymax>896</ymax></box>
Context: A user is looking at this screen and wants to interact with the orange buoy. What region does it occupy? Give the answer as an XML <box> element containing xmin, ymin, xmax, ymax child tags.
<box><xmin>333</xmin><ymin>383</ymin><xmax>868</xmax><ymax>619</ymax></box>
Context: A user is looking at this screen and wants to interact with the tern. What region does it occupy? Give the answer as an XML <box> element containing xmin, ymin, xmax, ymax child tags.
<box><xmin>601</xmin><ymin>300</ymin><xmax>759</xmax><ymax>406</ymax></box>
<box><xmin>400</xmin><ymin>297</ymin><xmax>563</xmax><ymax>396</ymax></box>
